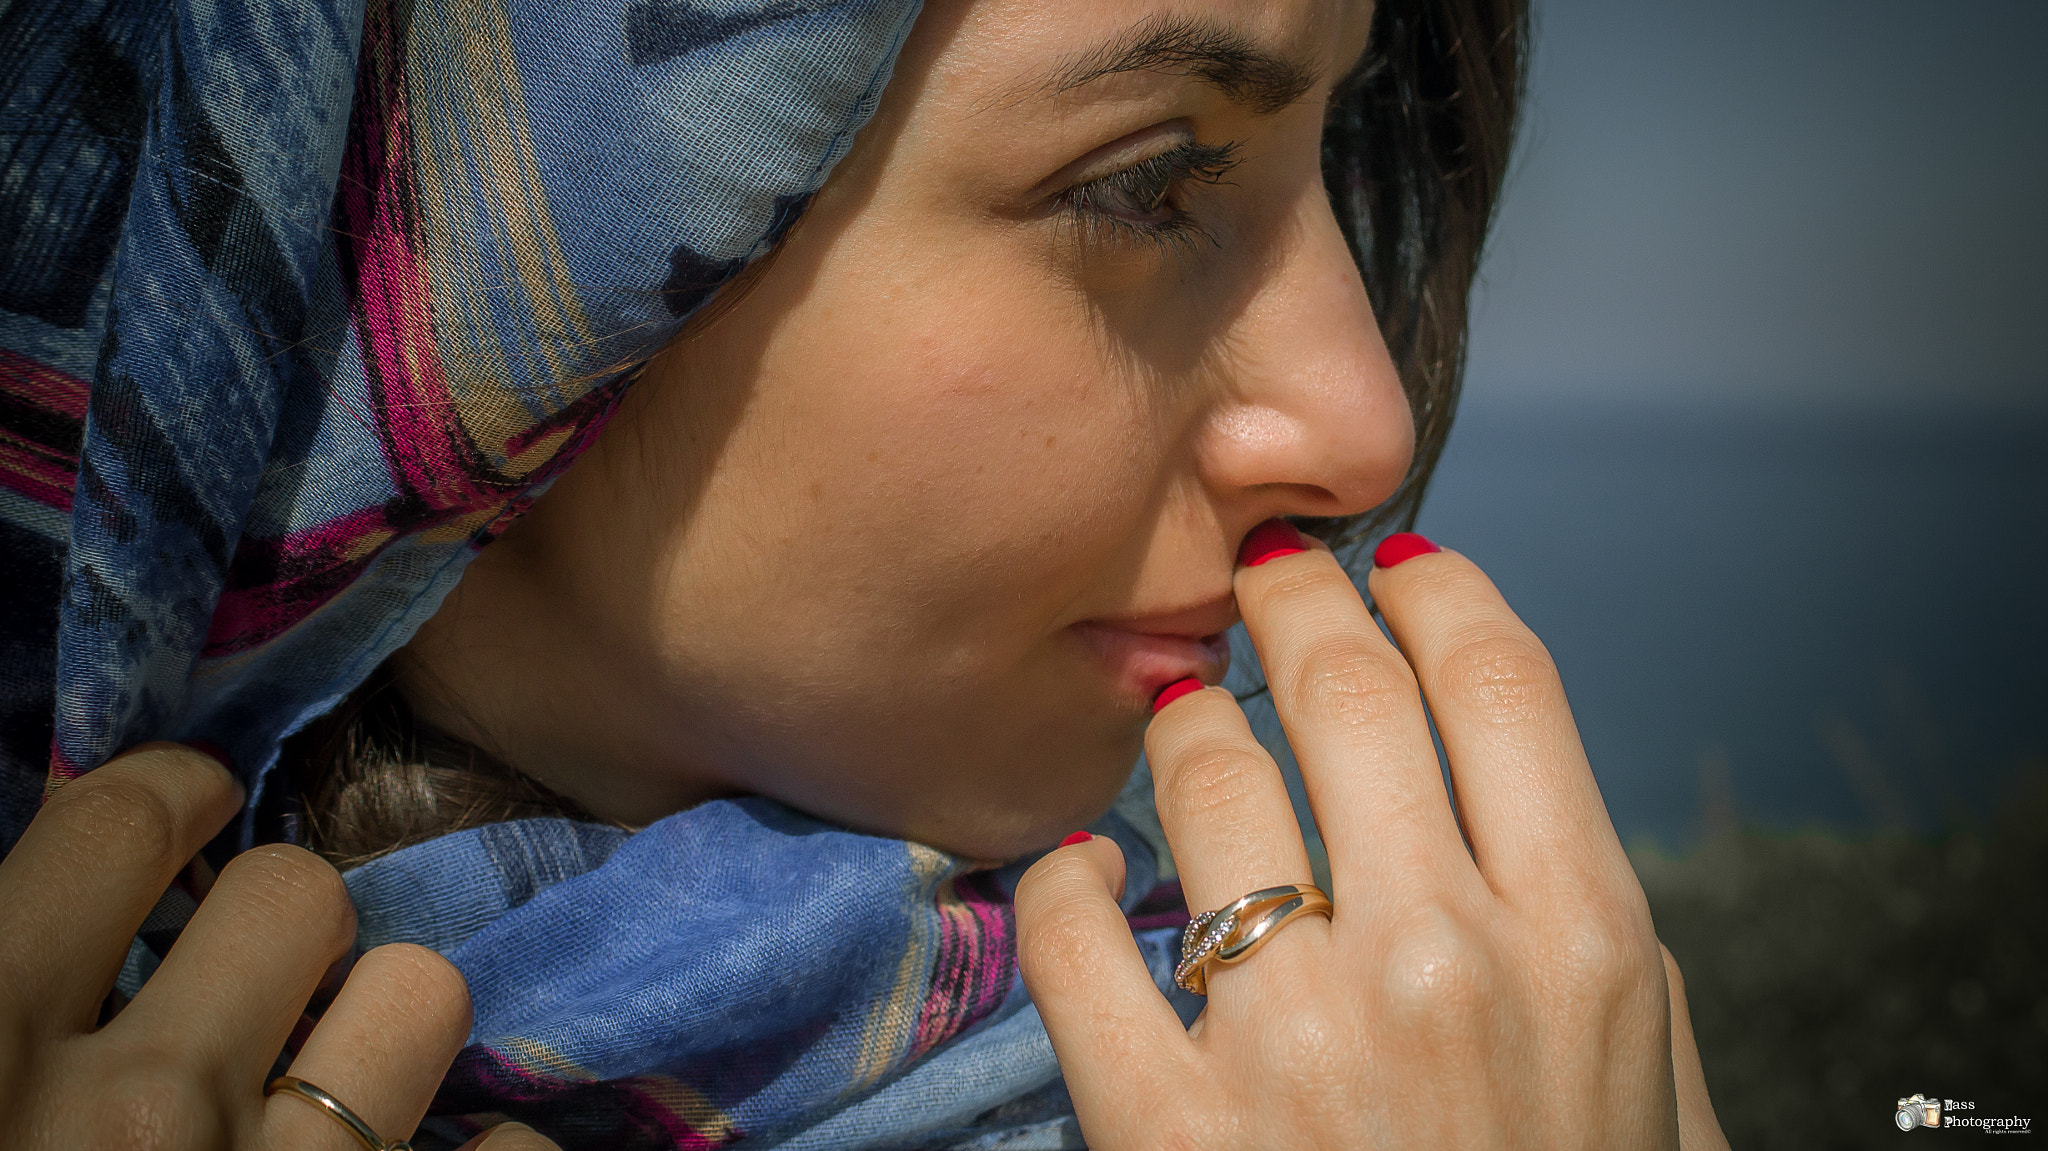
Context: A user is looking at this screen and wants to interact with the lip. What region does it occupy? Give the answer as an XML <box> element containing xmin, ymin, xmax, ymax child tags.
<box><xmin>1067</xmin><ymin>596</ymin><xmax>1238</xmax><ymax>705</ymax></box>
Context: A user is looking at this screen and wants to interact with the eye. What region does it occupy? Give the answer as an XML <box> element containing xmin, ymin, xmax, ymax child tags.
<box><xmin>1056</xmin><ymin>137</ymin><xmax>1243</xmax><ymax>251</ymax></box>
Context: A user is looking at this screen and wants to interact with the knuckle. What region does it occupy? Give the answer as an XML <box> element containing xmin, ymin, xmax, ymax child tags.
<box><xmin>119</xmin><ymin>741</ymin><xmax>233</xmax><ymax>782</ymax></box>
<box><xmin>1013</xmin><ymin>857</ymin><xmax>1100</xmax><ymax>940</ymax></box>
<box><xmin>43</xmin><ymin>778</ymin><xmax>185</xmax><ymax>876</ymax></box>
<box><xmin>1158</xmin><ymin>744</ymin><xmax>1267</xmax><ymax>827</ymax></box>
<box><xmin>1541</xmin><ymin>913</ymin><xmax>1663</xmax><ymax>1009</ymax></box>
<box><xmin>1257</xmin><ymin>559</ymin><xmax>1348</xmax><ymax>603</ymax></box>
<box><xmin>219</xmin><ymin>844</ymin><xmax>354</xmax><ymax>927</ymax></box>
<box><xmin>1380</xmin><ymin>912</ymin><xmax>1497</xmax><ymax>1023</ymax></box>
<box><xmin>1552</xmin><ymin>922</ymin><xmax>1634</xmax><ymax>990</ymax></box>
<box><xmin>1432</xmin><ymin>631</ymin><xmax>1561</xmax><ymax>720</ymax></box>
<box><xmin>358</xmin><ymin>942</ymin><xmax>471</xmax><ymax>1017</ymax></box>
<box><xmin>1017</xmin><ymin>899</ymin><xmax>1098</xmax><ymax>964</ymax></box>
<box><xmin>1014</xmin><ymin>901</ymin><xmax>1122</xmax><ymax>994</ymax></box>
<box><xmin>1281</xmin><ymin>638</ymin><xmax>1415</xmax><ymax>725</ymax></box>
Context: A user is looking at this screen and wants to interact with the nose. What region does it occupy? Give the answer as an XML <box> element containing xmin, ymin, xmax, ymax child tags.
<box><xmin>1194</xmin><ymin>190</ymin><xmax>1416</xmax><ymax>523</ymax></box>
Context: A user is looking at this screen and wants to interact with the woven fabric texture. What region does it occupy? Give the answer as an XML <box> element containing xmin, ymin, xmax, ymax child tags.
<box><xmin>0</xmin><ymin>1</ymin><xmax>1198</xmax><ymax>1145</ymax></box>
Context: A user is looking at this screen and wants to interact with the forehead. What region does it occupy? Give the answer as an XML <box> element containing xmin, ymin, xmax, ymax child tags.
<box><xmin>947</xmin><ymin>0</ymin><xmax>1376</xmax><ymax>108</ymax></box>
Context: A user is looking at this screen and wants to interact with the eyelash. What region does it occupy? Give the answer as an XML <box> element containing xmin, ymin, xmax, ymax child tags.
<box><xmin>1056</xmin><ymin>139</ymin><xmax>1244</xmax><ymax>252</ymax></box>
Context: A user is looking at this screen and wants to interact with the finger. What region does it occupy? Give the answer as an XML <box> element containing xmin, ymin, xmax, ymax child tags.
<box><xmin>457</xmin><ymin>1122</ymin><xmax>565</xmax><ymax>1151</ymax></box>
<box><xmin>1144</xmin><ymin>685</ymin><xmax>1317</xmax><ymax>921</ymax></box>
<box><xmin>0</xmin><ymin>742</ymin><xmax>241</xmax><ymax>1030</ymax></box>
<box><xmin>117</xmin><ymin>843</ymin><xmax>356</xmax><ymax>1082</ymax></box>
<box><xmin>1232</xmin><ymin>538</ymin><xmax>1471</xmax><ymax>898</ymax></box>
<box><xmin>1366</xmin><ymin>539</ymin><xmax>1629</xmax><ymax>894</ymax></box>
<box><xmin>1663</xmin><ymin>946</ymin><xmax>1730</xmax><ymax>1151</ymax></box>
<box><xmin>1015</xmin><ymin>835</ymin><xmax>1188</xmax><ymax>1140</ymax></box>
<box><xmin>264</xmin><ymin>944</ymin><xmax>472</xmax><ymax>1151</ymax></box>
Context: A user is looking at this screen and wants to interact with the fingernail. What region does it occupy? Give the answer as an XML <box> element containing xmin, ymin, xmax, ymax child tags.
<box><xmin>1059</xmin><ymin>830</ymin><xmax>1093</xmax><ymax>847</ymax></box>
<box><xmin>1373</xmin><ymin>531</ymin><xmax>1441</xmax><ymax>569</ymax></box>
<box><xmin>1237</xmin><ymin>518</ymin><xmax>1307</xmax><ymax>568</ymax></box>
<box><xmin>1151</xmin><ymin>676</ymin><xmax>1205</xmax><ymax>713</ymax></box>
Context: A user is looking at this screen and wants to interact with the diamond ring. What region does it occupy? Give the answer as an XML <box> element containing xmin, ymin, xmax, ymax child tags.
<box><xmin>1174</xmin><ymin>883</ymin><xmax>1332</xmax><ymax>996</ymax></box>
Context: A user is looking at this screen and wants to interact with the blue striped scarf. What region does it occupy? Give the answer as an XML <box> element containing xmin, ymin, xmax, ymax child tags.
<box><xmin>0</xmin><ymin>0</ymin><xmax>1196</xmax><ymax>1144</ymax></box>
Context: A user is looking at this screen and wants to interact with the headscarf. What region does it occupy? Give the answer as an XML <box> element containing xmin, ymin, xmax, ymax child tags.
<box><xmin>0</xmin><ymin>1</ymin><xmax>1197</xmax><ymax>1146</ymax></box>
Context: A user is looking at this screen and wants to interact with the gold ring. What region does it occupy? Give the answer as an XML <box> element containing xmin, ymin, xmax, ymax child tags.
<box><xmin>1174</xmin><ymin>883</ymin><xmax>1332</xmax><ymax>996</ymax></box>
<box><xmin>265</xmin><ymin>1075</ymin><xmax>413</xmax><ymax>1151</ymax></box>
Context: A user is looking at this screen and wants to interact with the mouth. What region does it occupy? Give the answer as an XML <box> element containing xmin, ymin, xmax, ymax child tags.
<box><xmin>1066</xmin><ymin>596</ymin><xmax>1238</xmax><ymax>706</ymax></box>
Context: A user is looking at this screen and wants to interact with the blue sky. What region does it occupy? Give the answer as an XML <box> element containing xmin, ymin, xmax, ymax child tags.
<box><xmin>1460</xmin><ymin>0</ymin><xmax>2048</xmax><ymax>413</ymax></box>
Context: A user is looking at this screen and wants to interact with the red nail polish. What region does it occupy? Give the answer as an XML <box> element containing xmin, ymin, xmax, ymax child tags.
<box><xmin>1151</xmin><ymin>676</ymin><xmax>1205</xmax><ymax>713</ymax></box>
<box><xmin>1373</xmin><ymin>532</ymin><xmax>1441</xmax><ymax>569</ymax></box>
<box><xmin>1059</xmin><ymin>830</ymin><xmax>1093</xmax><ymax>847</ymax></box>
<box><xmin>1237</xmin><ymin>518</ymin><xmax>1307</xmax><ymax>568</ymax></box>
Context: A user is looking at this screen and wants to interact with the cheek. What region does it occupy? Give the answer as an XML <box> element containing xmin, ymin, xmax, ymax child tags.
<box><xmin>772</xmin><ymin>290</ymin><xmax>1168</xmax><ymax>595</ymax></box>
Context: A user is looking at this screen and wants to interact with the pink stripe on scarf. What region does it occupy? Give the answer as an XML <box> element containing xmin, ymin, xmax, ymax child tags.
<box><xmin>203</xmin><ymin>1</ymin><xmax>626</xmax><ymax>657</ymax></box>
<box><xmin>0</xmin><ymin>349</ymin><xmax>88</xmax><ymax>512</ymax></box>
<box><xmin>442</xmin><ymin>1047</ymin><xmax>742</xmax><ymax>1150</ymax></box>
<box><xmin>0</xmin><ymin>439</ymin><xmax>78</xmax><ymax>511</ymax></box>
<box><xmin>0</xmin><ymin>347</ymin><xmax>89</xmax><ymax>419</ymax></box>
<box><xmin>910</xmin><ymin>871</ymin><xmax>1017</xmax><ymax>1058</ymax></box>
<box><xmin>202</xmin><ymin>504</ymin><xmax>395</xmax><ymax>653</ymax></box>
<box><xmin>337</xmin><ymin>11</ymin><xmax>469</xmax><ymax>506</ymax></box>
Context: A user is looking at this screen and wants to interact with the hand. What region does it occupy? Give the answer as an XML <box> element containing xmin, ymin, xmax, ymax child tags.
<box><xmin>0</xmin><ymin>743</ymin><xmax>557</xmax><ymax>1151</ymax></box>
<box><xmin>1016</xmin><ymin>534</ymin><xmax>1729</xmax><ymax>1148</ymax></box>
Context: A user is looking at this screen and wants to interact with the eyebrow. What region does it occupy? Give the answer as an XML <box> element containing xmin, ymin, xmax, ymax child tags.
<box><xmin>1041</xmin><ymin>15</ymin><xmax>1321</xmax><ymax>115</ymax></box>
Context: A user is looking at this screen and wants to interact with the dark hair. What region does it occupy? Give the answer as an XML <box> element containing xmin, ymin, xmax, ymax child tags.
<box><xmin>285</xmin><ymin>0</ymin><xmax>1531</xmax><ymax>866</ymax></box>
<box><xmin>1310</xmin><ymin>0</ymin><xmax>1527</xmax><ymax>555</ymax></box>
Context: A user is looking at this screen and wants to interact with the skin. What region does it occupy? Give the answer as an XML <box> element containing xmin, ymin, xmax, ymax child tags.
<box><xmin>398</xmin><ymin>0</ymin><xmax>1410</xmax><ymax>858</ymax></box>
<box><xmin>1019</xmin><ymin>536</ymin><xmax>1730</xmax><ymax>1147</ymax></box>
<box><xmin>0</xmin><ymin>0</ymin><xmax>1730</xmax><ymax>1145</ymax></box>
<box><xmin>0</xmin><ymin>745</ymin><xmax>552</xmax><ymax>1151</ymax></box>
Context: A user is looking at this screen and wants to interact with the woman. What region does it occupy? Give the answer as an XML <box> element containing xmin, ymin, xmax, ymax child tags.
<box><xmin>0</xmin><ymin>0</ymin><xmax>1727</xmax><ymax>1147</ymax></box>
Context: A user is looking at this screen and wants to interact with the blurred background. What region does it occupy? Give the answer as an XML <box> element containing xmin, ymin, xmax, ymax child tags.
<box><xmin>1232</xmin><ymin>0</ymin><xmax>2047</xmax><ymax>1140</ymax></box>
<box><xmin>1433</xmin><ymin>0</ymin><xmax>2047</xmax><ymax>849</ymax></box>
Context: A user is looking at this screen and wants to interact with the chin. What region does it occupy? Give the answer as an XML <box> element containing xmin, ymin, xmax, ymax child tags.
<box><xmin>894</xmin><ymin>740</ymin><xmax>1143</xmax><ymax>862</ymax></box>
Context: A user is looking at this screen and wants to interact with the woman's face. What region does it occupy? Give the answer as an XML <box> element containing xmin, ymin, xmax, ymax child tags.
<box><xmin>404</xmin><ymin>0</ymin><xmax>1411</xmax><ymax>858</ymax></box>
